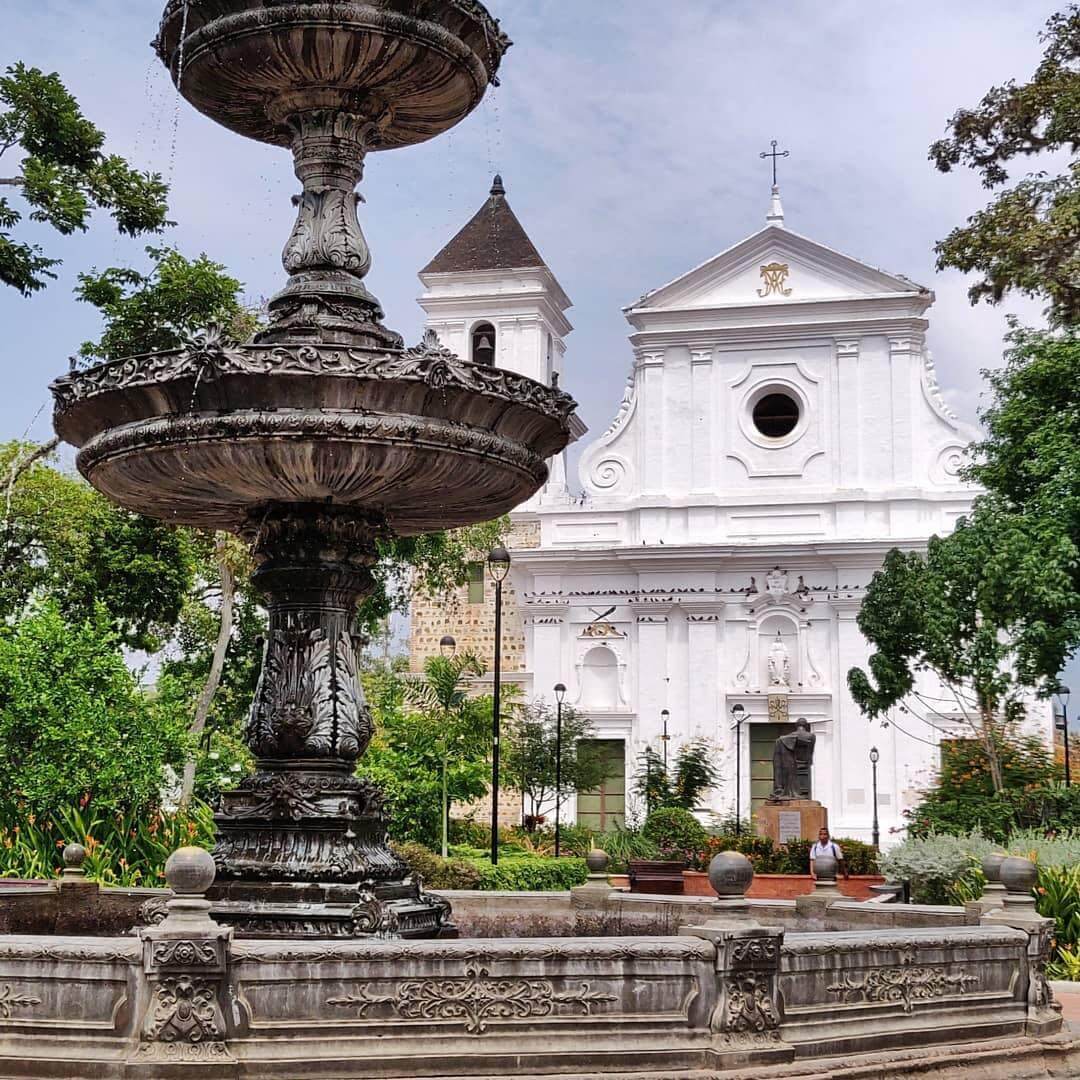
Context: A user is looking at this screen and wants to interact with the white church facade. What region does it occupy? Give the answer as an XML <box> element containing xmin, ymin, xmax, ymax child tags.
<box><xmin>410</xmin><ymin>177</ymin><xmax>1055</xmax><ymax>844</ymax></box>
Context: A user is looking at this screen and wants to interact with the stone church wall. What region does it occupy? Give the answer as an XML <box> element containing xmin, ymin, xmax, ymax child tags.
<box><xmin>408</xmin><ymin>520</ymin><xmax>540</xmax><ymax>826</ymax></box>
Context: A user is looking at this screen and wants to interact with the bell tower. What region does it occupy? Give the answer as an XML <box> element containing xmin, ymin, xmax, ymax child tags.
<box><xmin>417</xmin><ymin>176</ymin><xmax>573</xmax><ymax>388</ymax></box>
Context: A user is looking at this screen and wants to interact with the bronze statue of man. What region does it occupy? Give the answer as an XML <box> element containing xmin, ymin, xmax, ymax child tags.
<box><xmin>770</xmin><ymin>718</ymin><xmax>815</xmax><ymax>800</ymax></box>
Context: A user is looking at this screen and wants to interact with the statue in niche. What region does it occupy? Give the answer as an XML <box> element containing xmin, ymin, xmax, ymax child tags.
<box><xmin>770</xmin><ymin>718</ymin><xmax>815</xmax><ymax>801</ymax></box>
<box><xmin>766</xmin><ymin>632</ymin><xmax>791</xmax><ymax>688</ymax></box>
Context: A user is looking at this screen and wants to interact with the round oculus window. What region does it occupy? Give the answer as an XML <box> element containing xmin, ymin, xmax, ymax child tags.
<box><xmin>752</xmin><ymin>392</ymin><xmax>800</xmax><ymax>438</ymax></box>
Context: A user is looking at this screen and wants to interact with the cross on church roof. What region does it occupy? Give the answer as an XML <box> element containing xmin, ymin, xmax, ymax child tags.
<box><xmin>760</xmin><ymin>139</ymin><xmax>789</xmax><ymax>187</ymax></box>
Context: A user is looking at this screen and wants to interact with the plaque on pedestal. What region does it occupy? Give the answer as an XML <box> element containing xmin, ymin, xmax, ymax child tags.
<box><xmin>757</xmin><ymin>799</ymin><xmax>828</xmax><ymax>843</ymax></box>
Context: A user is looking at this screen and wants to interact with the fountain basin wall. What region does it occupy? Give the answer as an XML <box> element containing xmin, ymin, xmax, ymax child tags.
<box><xmin>0</xmin><ymin>883</ymin><xmax>1070</xmax><ymax>1078</ymax></box>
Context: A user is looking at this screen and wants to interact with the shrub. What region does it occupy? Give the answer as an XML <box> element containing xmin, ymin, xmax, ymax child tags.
<box><xmin>470</xmin><ymin>856</ymin><xmax>587</xmax><ymax>891</ymax></box>
<box><xmin>832</xmin><ymin>837</ymin><xmax>880</xmax><ymax>876</ymax></box>
<box><xmin>904</xmin><ymin>738</ymin><xmax>1069</xmax><ymax>842</ymax></box>
<box><xmin>392</xmin><ymin>842</ymin><xmax>482</xmax><ymax>890</ymax></box>
<box><xmin>879</xmin><ymin>831</ymin><xmax>996</xmax><ymax>904</ymax></box>
<box><xmin>643</xmin><ymin>808</ymin><xmax>707</xmax><ymax>865</ymax></box>
<box><xmin>0</xmin><ymin>604</ymin><xmax>189</xmax><ymax>822</ymax></box>
<box><xmin>0</xmin><ymin>802</ymin><xmax>215</xmax><ymax>886</ymax></box>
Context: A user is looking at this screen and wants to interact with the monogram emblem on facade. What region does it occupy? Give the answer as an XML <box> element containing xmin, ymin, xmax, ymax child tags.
<box><xmin>757</xmin><ymin>262</ymin><xmax>792</xmax><ymax>298</ymax></box>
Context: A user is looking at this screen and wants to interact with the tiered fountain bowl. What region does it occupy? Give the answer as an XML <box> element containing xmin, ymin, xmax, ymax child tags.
<box><xmin>51</xmin><ymin>0</ymin><xmax>576</xmax><ymax>940</ymax></box>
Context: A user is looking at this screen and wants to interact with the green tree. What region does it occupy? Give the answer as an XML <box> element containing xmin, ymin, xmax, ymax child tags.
<box><xmin>502</xmin><ymin>700</ymin><xmax>607</xmax><ymax>829</ymax></box>
<box><xmin>930</xmin><ymin>6</ymin><xmax>1080</xmax><ymax>324</ymax></box>
<box><xmin>358</xmin><ymin>660</ymin><xmax>493</xmax><ymax>849</ymax></box>
<box><xmin>76</xmin><ymin>246</ymin><xmax>261</xmax><ymax>362</ymax></box>
<box><xmin>0</xmin><ymin>441</ymin><xmax>195</xmax><ymax>651</ymax></box>
<box><xmin>847</xmin><ymin>514</ymin><xmax>1071</xmax><ymax>793</ymax></box>
<box><xmin>631</xmin><ymin>738</ymin><xmax>721</xmax><ymax>812</ymax></box>
<box><xmin>401</xmin><ymin>652</ymin><xmax>489</xmax><ymax>856</ymax></box>
<box><xmin>958</xmin><ymin>327</ymin><xmax>1080</xmax><ymax>683</ymax></box>
<box><xmin>0</xmin><ymin>602</ymin><xmax>188</xmax><ymax>821</ymax></box>
<box><xmin>0</xmin><ymin>64</ymin><xmax>169</xmax><ymax>295</ymax></box>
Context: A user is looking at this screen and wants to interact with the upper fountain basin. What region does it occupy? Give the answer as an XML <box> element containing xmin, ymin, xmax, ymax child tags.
<box><xmin>50</xmin><ymin>334</ymin><xmax>576</xmax><ymax>535</ymax></box>
<box><xmin>154</xmin><ymin>0</ymin><xmax>510</xmax><ymax>149</ymax></box>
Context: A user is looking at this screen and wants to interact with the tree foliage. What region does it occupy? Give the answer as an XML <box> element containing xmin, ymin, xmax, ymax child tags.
<box><xmin>358</xmin><ymin>660</ymin><xmax>493</xmax><ymax>848</ymax></box>
<box><xmin>501</xmin><ymin>700</ymin><xmax>607</xmax><ymax>825</ymax></box>
<box><xmin>0</xmin><ymin>63</ymin><xmax>169</xmax><ymax>295</ymax></box>
<box><xmin>0</xmin><ymin>441</ymin><xmax>196</xmax><ymax>651</ymax></box>
<box><xmin>0</xmin><ymin>602</ymin><xmax>188</xmax><ymax>821</ymax></box>
<box><xmin>631</xmin><ymin>738</ymin><xmax>721</xmax><ymax>812</ymax></box>
<box><xmin>76</xmin><ymin>246</ymin><xmax>261</xmax><ymax>362</ymax></box>
<box><xmin>930</xmin><ymin>6</ymin><xmax>1080</xmax><ymax>323</ymax></box>
<box><xmin>847</xmin><ymin>508</ymin><xmax>1073</xmax><ymax>792</ymax></box>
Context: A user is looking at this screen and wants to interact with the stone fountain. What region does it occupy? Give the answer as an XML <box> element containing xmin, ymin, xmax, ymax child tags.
<box><xmin>10</xmin><ymin>5</ymin><xmax>1072</xmax><ymax>1076</ymax></box>
<box><xmin>51</xmin><ymin>0</ymin><xmax>575</xmax><ymax>940</ymax></box>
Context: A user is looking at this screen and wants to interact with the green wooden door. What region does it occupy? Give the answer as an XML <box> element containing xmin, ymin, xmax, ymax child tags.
<box><xmin>576</xmin><ymin>739</ymin><xmax>626</xmax><ymax>833</ymax></box>
<box><xmin>749</xmin><ymin>723</ymin><xmax>811</xmax><ymax>817</ymax></box>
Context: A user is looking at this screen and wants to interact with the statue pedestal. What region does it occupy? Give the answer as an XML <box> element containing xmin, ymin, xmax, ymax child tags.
<box><xmin>756</xmin><ymin>799</ymin><xmax>828</xmax><ymax>843</ymax></box>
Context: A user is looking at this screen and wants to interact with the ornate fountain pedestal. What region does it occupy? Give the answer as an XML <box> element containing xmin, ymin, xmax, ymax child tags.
<box><xmin>50</xmin><ymin>0</ymin><xmax>574</xmax><ymax>940</ymax></box>
<box><xmin>208</xmin><ymin>506</ymin><xmax>449</xmax><ymax>937</ymax></box>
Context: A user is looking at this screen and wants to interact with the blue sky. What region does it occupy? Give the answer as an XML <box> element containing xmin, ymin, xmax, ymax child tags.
<box><xmin>3</xmin><ymin>2</ymin><xmax>1075</xmax><ymax>701</ymax></box>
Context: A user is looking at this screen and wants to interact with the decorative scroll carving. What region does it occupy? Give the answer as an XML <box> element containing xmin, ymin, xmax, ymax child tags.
<box><xmin>139</xmin><ymin>897</ymin><xmax>170</xmax><ymax>928</ymax></box>
<box><xmin>327</xmin><ymin>966</ymin><xmax>617</xmax><ymax>1034</ymax></box>
<box><xmin>284</xmin><ymin>189</ymin><xmax>370</xmax><ymax>276</ymax></box>
<box><xmin>234</xmin><ymin>938</ymin><xmax>716</xmax><ymax>965</ymax></box>
<box><xmin>826</xmin><ymin>965</ymin><xmax>977</xmax><ymax>1012</ymax></box>
<box><xmin>245</xmin><ymin>627</ymin><xmax>372</xmax><ymax>761</ymax></box>
<box><xmin>53</xmin><ymin>336</ymin><xmax>577</xmax><ymax>425</ymax></box>
<box><xmin>731</xmin><ymin>938</ymin><xmax>778</xmax><ymax>964</ymax></box>
<box><xmin>144</xmin><ymin>976</ymin><xmax>224</xmax><ymax>1043</ymax></box>
<box><xmin>722</xmin><ymin>971</ymin><xmax>780</xmax><ymax>1033</ymax></box>
<box><xmin>0</xmin><ymin>985</ymin><xmax>41</xmax><ymax>1020</ymax></box>
<box><xmin>151</xmin><ymin>941</ymin><xmax>219</xmax><ymax>967</ymax></box>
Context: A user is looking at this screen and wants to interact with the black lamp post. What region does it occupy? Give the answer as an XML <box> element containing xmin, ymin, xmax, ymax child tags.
<box><xmin>554</xmin><ymin>682</ymin><xmax>566</xmax><ymax>857</ymax></box>
<box><xmin>487</xmin><ymin>545</ymin><xmax>511</xmax><ymax>865</ymax></box>
<box><xmin>731</xmin><ymin>703</ymin><xmax>745</xmax><ymax>836</ymax></box>
<box><xmin>436</xmin><ymin>635</ymin><xmax>457</xmax><ymax>856</ymax></box>
<box><xmin>660</xmin><ymin>709</ymin><xmax>670</xmax><ymax>773</ymax></box>
<box><xmin>1056</xmin><ymin>685</ymin><xmax>1071</xmax><ymax>788</ymax></box>
<box><xmin>645</xmin><ymin>745</ymin><xmax>654</xmax><ymax>815</ymax></box>
<box><xmin>869</xmin><ymin>745</ymin><xmax>880</xmax><ymax>850</ymax></box>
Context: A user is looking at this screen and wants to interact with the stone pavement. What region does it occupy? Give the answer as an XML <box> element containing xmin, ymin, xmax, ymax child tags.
<box><xmin>1052</xmin><ymin>981</ymin><xmax>1080</xmax><ymax>1027</ymax></box>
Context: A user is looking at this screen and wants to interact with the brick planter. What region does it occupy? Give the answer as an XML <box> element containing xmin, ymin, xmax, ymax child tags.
<box><xmin>610</xmin><ymin>871</ymin><xmax>885</xmax><ymax>901</ymax></box>
<box><xmin>688</xmin><ymin>870</ymin><xmax>885</xmax><ymax>900</ymax></box>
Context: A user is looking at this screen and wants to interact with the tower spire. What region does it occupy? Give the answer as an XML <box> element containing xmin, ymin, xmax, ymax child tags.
<box><xmin>767</xmin><ymin>184</ymin><xmax>785</xmax><ymax>228</ymax></box>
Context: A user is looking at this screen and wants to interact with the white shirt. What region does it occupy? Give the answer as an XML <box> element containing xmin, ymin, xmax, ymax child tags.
<box><xmin>810</xmin><ymin>840</ymin><xmax>843</xmax><ymax>861</ymax></box>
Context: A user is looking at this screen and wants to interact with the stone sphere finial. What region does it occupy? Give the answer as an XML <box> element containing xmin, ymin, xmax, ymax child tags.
<box><xmin>981</xmin><ymin>851</ymin><xmax>1006</xmax><ymax>886</ymax></box>
<box><xmin>999</xmin><ymin>855</ymin><xmax>1038</xmax><ymax>906</ymax></box>
<box><xmin>813</xmin><ymin>851</ymin><xmax>838</xmax><ymax>882</ymax></box>
<box><xmin>585</xmin><ymin>848</ymin><xmax>609</xmax><ymax>874</ymax></box>
<box><xmin>164</xmin><ymin>846</ymin><xmax>216</xmax><ymax>897</ymax></box>
<box><xmin>62</xmin><ymin>842</ymin><xmax>86</xmax><ymax>869</ymax></box>
<box><xmin>708</xmin><ymin>850</ymin><xmax>753</xmax><ymax>898</ymax></box>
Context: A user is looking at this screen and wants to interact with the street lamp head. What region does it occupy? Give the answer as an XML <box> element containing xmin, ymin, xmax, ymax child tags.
<box><xmin>487</xmin><ymin>545</ymin><xmax>511</xmax><ymax>582</ymax></box>
<box><xmin>1056</xmin><ymin>684</ymin><xmax>1071</xmax><ymax>708</ymax></box>
<box><xmin>661</xmin><ymin>709</ymin><xmax>669</xmax><ymax>718</ymax></box>
<box><xmin>731</xmin><ymin>703</ymin><xmax>745</xmax><ymax>720</ymax></box>
<box><xmin>439</xmin><ymin>634</ymin><xmax>457</xmax><ymax>658</ymax></box>
<box><xmin>869</xmin><ymin>746</ymin><xmax>880</xmax><ymax>764</ymax></box>
<box><xmin>554</xmin><ymin>682</ymin><xmax>566</xmax><ymax>703</ymax></box>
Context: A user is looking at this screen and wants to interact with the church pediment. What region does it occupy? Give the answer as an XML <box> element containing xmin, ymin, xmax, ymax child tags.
<box><xmin>627</xmin><ymin>226</ymin><xmax>928</xmax><ymax>314</ymax></box>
